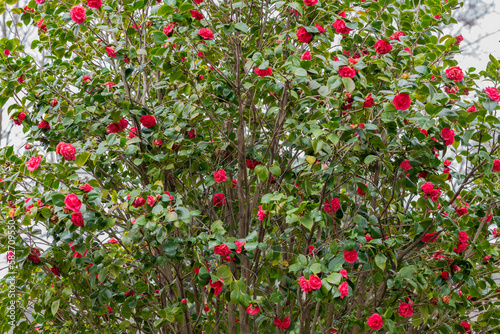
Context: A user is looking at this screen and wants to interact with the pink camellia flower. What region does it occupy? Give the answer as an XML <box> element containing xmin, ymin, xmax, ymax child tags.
<box><xmin>190</xmin><ymin>9</ymin><xmax>204</xmax><ymax>20</ymax></box>
<box><xmin>131</xmin><ymin>197</ymin><xmax>146</xmax><ymax>208</ymax></box>
<box><xmin>303</xmin><ymin>0</ymin><xmax>318</xmax><ymax>6</ymax></box>
<box><xmin>302</xmin><ymin>50</ymin><xmax>311</xmax><ymax>60</ymax></box>
<box><xmin>367</xmin><ymin>313</ymin><xmax>383</xmax><ymax>330</ymax></box>
<box><xmin>70</xmin><ymin>6</ymin><xmax>86</xmax><ymax>24</ymax></box>
<box><xmin>56</xmin><ymin>142</ymin><xmax>76</xmax><ymax>161</ymax></box>
<box><xmin>147</xmin><ymin>195</ymin><xmax>156</xmax><ymax>207</ymax></box>
<box><xmin>214</xmin><ymin>169</ymin><xmax>227</xmax><ymax>183</ymax></box>
<box><xmin>254</xmin><ymin>67</ymin><xmax>273</xmax><ymax>77</ymax></box>
<box><xmin>105</xmin><ymin>82</ymin><xmax>115</xmax><ymax>90</ymax></box>
<box><xmin>324</xmin><ymin>198</ymin><xmax>340</xmax><ymax>214</ymax></box>
<box><xmin>235</xmin><ymin>240</ymin><xmax>245</xmax><ymax>253</ymax></box>
<box><xmin>374</xmin><ymin>40</ymin><xmax>392</xmax><ymax>54</ymax></box>
<box><xmin>400</xmin><ymin>159</ymin><xmax>412</xmax><ymax>171</ymax></box>
<box><xmin>338</xmin><ymin>66</ymin><xmax>356</xmax><ymax>78</ymax></box>
<box><xmin>485</xmin><ymin>87</ymin><xmax>500</xmax><ymax>101</ymax></box>
<box><xmin>298</xmin><ymin>276</ymin><xmax>312</xmax><ymax>293</ymax></box>
<box><xmin>6</xmin><ymin>251</ymin><xmax>14</xmax><ymax>263</ymax></box>
<box><xmin>213</xmin><ymin>193</ymin><xmax>226</xmax><ymax>207</ymax></box>
<box><xmin>246</xmin><ymin>304</ymin><xmax>260</xmax><ymax>315</ymax></box>
<box><xmin>140</xmin><ymin>115</ymin><xmax>157</xmax><ymax>127</ymax></box>
<box><xmin>153</xmin><ymin>140</ymin><xmax>163</xmax><ymax>145</ymax></box>
<box><xmin>26</xmin><ymin>156</ymin><xmax>42</xmax><ymax>171</ymax></box>
<box><xmin>340</xmin><ymin>269</ymin><xmax>348</xmax><ymax>278</ymax></box>
<box><xmin>82</xmin><ymin>75</ymin><xmax>92</xmax><ymax>84</ymax></box>
<box><xmin>209</xmin><ymin>278</ymin><xmax>224</xmax><ymax>295</ymax></box>
<box><xmin>392</xmin><ymin>93</ymin><xmax>411</xmax><ymax>110</ymax></box>
<box><xmin>232</xmin><ymin>179</ymin><xmax>237</xmax><ymax>188</ymax></box>
<box><xmin>332</xmin><ymin>19</ymin><xmax>352</xmax><ymax>34</ymax></box>
<box><xmin>107</xmin><ymin>238</ymin><xmax>118</xmax><ymax>244</ymax></box>
<box><xmin>163</xmin><ymin>23</ymin><xmax>175</xmax><ymax>36</ymax></box>
<box><xmin>65</xmin><ymin>194</ymin><xmax>82</xmax><ymax>211</ymax></box>
<box><xmin>309</xmin><ymin>274</ymin><xmax>322</xmax><ymax>289</ymax></box>
<box><xmin>198</xmin><ymin>28</ymin><xmax>214</xmax><ymax>40</ymax></box>
<box><xmin>390</xmin><ymin>31</ymin><xmax>405</xmax><ymax>41</ymax></box>
<box><xmin>440</xmin><ymin>127</ymin><xmax>455</xmax><ymax>146</ymax></box>
<box><xmin>315</xmin><ymin>24</ymin><xmax>325</xmax><ymax>33</ymax></box>
<box><xmin>214</xmin><ymin>244</ymin><xmax>231</xmax><ymax>256</ymax></box>
<box><xmin>257</xmin><ymin>205</ymin><xmax>267</xmax><ymax>220</ymax></box>
<box><xmin>105</xmin><ymin>46</ymin><xmax>117</xmax><ymax>58</ymax></box>
<box><xmin>181</xmin><ymin>298</ymin><xmax>187</xmax><ymax>304</ymax></box>
<box><xmin>344</xmin><ymin>249</ymin><xmax>358</xmax><ymax>263</ymax></box>
<box><xmin>71</xmin><ymin>212</ymin><xmax>84</xmax><ymax>227</ymax></box>
<box><xmin>296</xmin><ymin>27</ymin><xmax>312</xmax><ymax>43</ymax></box>
<box><xmin>493</xmin><ymin>159</ymin><xmax>500</xmax><ymax>172</ymax></box>
<box><xmin>446</xmin><ymin>66</ymin><xmax>464</xmax><ymax>82</ymax></box>
<box><xmin>458</xmin><ymin>231</ymin><xmax>469</xmax><ymax>243</ymax></box>
<box><xmin>37</xmin><ymin>19</ymin><xmax>47</xmax><ymax>33</ymax></box>
<box><xmin>398</xmin><ymin>302</ymin><xmax>414</xmax><ymax>317</ymax></box>
<box><xmin>79</xmin><ymin>183</ymin><xmax>93</xmax><ymax>192</ymax></box>
<box><xmin>88</xmin><ymin>0</ymin><xmax>102</xmax><ymax>9</ymax></box>
<box><xmin>339</xmin><ymin>281</ymin><xmax>349</xmax><ymax>299</ymax></box>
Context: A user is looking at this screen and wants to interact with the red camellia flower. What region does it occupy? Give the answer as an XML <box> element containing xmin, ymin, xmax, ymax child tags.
<box><xmin>392</xmin><ymin>93</ymin><xmax>411</xmax><ymax>110</ymax></box>
<box><xmin>209</xmin><ymin>278</ymin><xmax>224</xmax><ymax>295</ymax></box>
<box><xmin>344</xmin><ymin>249</ymin><xmax>358</xmax><ymax>263</ymax></box>
<box><xmin>6</xmin><ymin>251</ymin><xmax>13</xmax><ymax>263</ymax></box>
<box><xmin>364</xmin><ymin>94</ymin><xmax>374</xmax><ymax>108</ymax></box>
<box><xmin>493</xmin><ymin>159</ymin><xmax>500</xmax><ymax>172</ymax></box>
<box><xmin>485</xmin><ymin>87</ymin><xmax>500</xmax><ymax>101</ymax></box>
<box><xmin>198</xmin><ymin>28</ymin><xmax>214</xmax><ymax>40</ymax></box>
<box><xmin>446</xmin><ymin>66</ymin><xmax>464</xmax><ymax>82</ymax></box>
<box><xmin>367</xmin><ymin>313</ymin><xmax>383</xmax><ymax>330</ymax></box>
<box><xmin>460</xmin><ymin>321</ymin><xmax>471</xmax><ymax>333</ymax></box>
<box><xmin>105</xmin><ymin>46</ymin><xmax>117</xmax><ymax>58</ymax></box>
<box><xmin>454</xmin><ymin>242</ymin><xmax>468</xmax><ymax>253</ymax></box>
<box><xmin>296</xmin><ymin>27</ymin><xmax>312</xmax><ymax>43</ymax></box>
<box><xmin>338</xmin><ymin>66</ymin><xmax>356</xmax><ymax>78</ymax></box>
<box><xmin>87</xmin><ymin>0</ymin><xmax>102</xmax><ymax>9</ymax></box>
<box><xmin>458</xmin><ymin>231</ymin><xmax>469</xmax><ymax>243</ymax></box>
<box><xmin>214</xmin><ymin>169</ymin><xmax>227</xmax><ymax>183</ymax></box>
<box><xmin>107</xmin><ymin>238</ymin><xmax>118</xmax><ymax>244</ymax></box>
<box><xmin>38</xmin><ymin>120</ymin><xmax>50</xmax><ymax>129</ymax></box>
<box><xmin>390</xmin><ymin>31</ymin><xmax>405</xmax><ymax>41</ymax></box>
<box><xmin>65</xmin><ymin>194</ymin><xmax>82</xmax><ymax>211</ymax></box>
<box><xmin>315</xmin><ymin>24</ymin><xmax>325</xmax><ymax>33</ymax></box>
<box><xmin>324</xmin><ymin>198</ymin><xmax>340</xmax><ymax>214</ymax></box>
<box><xmin>246</xmin><ymin>304</ymin><xmax>260</xmax><ymax>315</ymax></box>
<box><xmin>455</xmin><ymin>206</ymin><xmax>468</xmax><ymax>216</ymax></box>
<box><xmin>190</xmin><ymin>9</ymin><xmax>204</xmax><ymax>20</ymax></box>
<box><xmin>339</xmin><ymin>281</ymin><xmax>349</xmax><ymax>299</ymax></box>
<box><xmin>213</xmin><ymin>193</ymin><xmax>226</xmax><ymax>207</ymax></box>
<box><xmin>298</xmin><ymin>276</ymin><xmax>312</xmax><ymax>293</ymax></box>
<box><xmin>37</xmin><ymin>19</ymin><xmax>47</xmax><ymax>33</ymax></box>
<box><xmin>254</xmin><ymin>67</ymin><xmax>273</xmax><ymax>77</ymax></box>
<box><xmin>441</xmin><ymin>271</ymin><xmax>450</xmax><ymax>279</ymax></box>
<box><xmin>303</xmin><ymin>0</ymin><xmax>318</xmax><ymax>5</ymax></box>
<box><xmin>131</xmin><ymin>197</ymin><xmax>146</xmax><ymax>208</ymax></box>
<box><xmin>309</xmin><ymin>274</ymin><xmax>321</xmax><ymax>289</ymax></box>
<box><xmin>257</xmin><ymin>205</ymin><xmax>267</xmax><ymax>220</ymax></box>
<box><xmin>153</xmin><ymin>140</ymin><xmax>163</xmax><ymax>145</ymax></box>
<box><xmin>71</xmin><ymin>212</ymin><xmax>84</xmax><ymax>227</ymax></box>
<box><xmin>398</xmin><ymin>302</ymin><xmax>414</xmax><ymax>317</ymax></box>
<box><xmin>140</xmin><ymin>115</ymin><xmax>157</xmax><ymax>127</ymax></box>
<box><xmin>440</xmin><ymin>127</ymin><xmax>455</xmax><ymax>146</ymax></box>
<box><xmin>357</xmin><ymin>187</ymin><xmax>366</xmax><ymax>196</ymax></box>
<box><xmin>26</xmin><ymin>156</ymin><xmax>42</xmax><ymax>171</ymax></box>
<box><xmin>302</xmin><ymin>50</ymin><xmax>311</xmax><ymax>60</ymax></box>
<box><xmin>50</xmin><ymin>267</ymin><xmax>60</xmax><ymax>276</ymax></box>
<box><xmin>332</xmin><ymin>19</ymin><xmax>352</xmax><ymax>34</ymax></box>
<box><xmin>214</xmin><ymin>244</ymin><xmax>231</xmax><ymax>256</ymax></box>
<box><xmin>28</xmin><ymin>248</ymin><xmax>41</xmax><ymax>264</ymax></box>
<box><xmin>128</xmin><ymin>127</ymin><xmax>138</xmax><ymax>138</ymax></box>
<box><xmin>4</xmin><ymin>49</ymin><xmax>9</xmax><ymax>56</ymax></box>
<box><xmin>422</xmin><ymin>232</ymin><xmax>439</xmax><ymax>243</ymax></box>
<box><xmin>147</xmin><ymin>195</ymin><xmax>156</xmax><ymax>207</ymax></box>
<box><xmin>246</xmin><ymin>159</ymin><xmax>261</xmax><ymax>169</ymax></box>
<box><xmin>400</xmin><ymin>159</ymin><xmax>412</xmax><ymax>171</ymax></box>
<box><xmin>56</xmin><ymin>142</ymin><xmax>76</xmax><ymax>160</ymax></box>
<box><xmin>70</xmin><ymin>6</ymin><xmax>86</xmax><ymax>24</ymax></box>
<box><xmin>235</xmin><ymin>240</ymin><xmax>245</xmax><ymax>253</ymax></box>
<box><xmin>374</xmin><ymin>40</ymin><xmax>392</xmax><ymax>54</ymax></box>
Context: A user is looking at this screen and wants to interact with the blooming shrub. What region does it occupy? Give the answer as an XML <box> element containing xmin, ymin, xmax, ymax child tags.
<box><xmin>1</xmin><ymin>0</ymin><xmax>500</xmax><ymax>333</ymax></box>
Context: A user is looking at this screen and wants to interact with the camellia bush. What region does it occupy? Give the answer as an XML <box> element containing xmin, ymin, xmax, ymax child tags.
<box><xmin>3</xmin><ymin>0</ymin><xmax>500</xmax><ymax>332</ymax></box>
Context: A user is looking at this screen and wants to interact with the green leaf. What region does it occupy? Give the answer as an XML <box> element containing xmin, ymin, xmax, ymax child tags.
<box><xmin>234</xmin><ymin>22</ymin><xmax>249</xmax><ymax>32</ymax></box>
<box><xmin>294</xmin><ymin>68</ymin><xmax>308</xmax><ymax>77</ymax></box>
<box><xmin>326</xmin><ymin>273</ymin><xmax>342</xmax><ymax>285</ymax></box>
<box><xmin>152</xmin><ymin>31</ymin><xmax>167</xmax><ymax>44</ymax></box>
<box><xmin>269</xmin><ymin>166</ymin><xmax>281</xmax><ymax>176</ymax></box>
<box><xmin>312</xmin><ymin>139</ymin><xmax>324</xmax><ymax>154</ymax></box>
<box><xmin>310</xmin><ymin>263</ymin><xmax>322</xmax><ymax>274</ymax></box>
<box><xmin>124</xmin><ymin>68</ymin><xmax>134</xmax><ymax>81</ymax></box>
<box><xmin>125</xmin><ymin>145</ymin><xmax>139</xmax><ymax>155</ymax></box>
<box><xmin>375</xmin><ymin>254</ymin><xmax>387</xmax><ymax>270</ymax></box>
<box><xmin>364</xmin><ymin>155</ymin><xmax>378</xmax><ymax>165</ymax></box>
<box><xmin>299</xmin><ymin>215</ymin><xmax>313</xmax><ymax>230</ymax></box>
<box><xmin>51</xmin><ymin>300</ymin><xmax>60</xmax><ymax>316</ymax></box>
<box><xmin>318</xmin><ymin>86</ymin><xmax>330</xmax><ymax>96</ymax></box>
<box><xmin>75</xmin><ymin>152</ymin><xmax>90</xmax><ymax>167</ymax></box>
<box><xmin>51</xmin><ymin>193</ymin><xmax>66</xmax><ymax>207</ymax></box>
<box><xmin>342</xmin><ymin>77</ymin><xmax>355</xmax><ymax>93</ymax></box>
